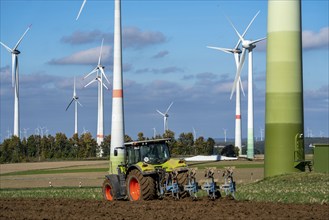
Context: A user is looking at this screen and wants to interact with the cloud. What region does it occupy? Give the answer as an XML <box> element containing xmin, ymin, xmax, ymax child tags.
<box><xmin>243</xmin><ymin>27</ymin><xmax>329</xmax><ymax>52</ymax></box>
<box><xmin>304</xmin><ymin>85</ymin><xmax>329</xmax><ymax>111</ymax></box>
<box><xmin>60</xmin><ymin>30</ymin><xmax>110</xmax><ymax>45</ymax></box>
<box><xmin>48</xmin><ymin>45</ymin><xmax>113</xmax><ymax>66</ymax></box>
<box><xmin>135</xmin><ymin>66</ymin><xmax>184</xmax><ymax>74</ymax></box>
<box><xmin>152</xmin><ymin>50</ymin><xmax>169</xmax><ymax>59</ymax></box>
<box><xmin>60</xmin><ymin>27</ymin><xmax>167</xmax><ymax>49</ymax></box>
<box><xmin>123</xmin><ymin>26</ymin><xmax>167</xmax><ymax>49</ymax></box>
<box><xmin>303</xmin><ymin>27</ymin><xmax>329</xmax><ymax>50</ymax></box>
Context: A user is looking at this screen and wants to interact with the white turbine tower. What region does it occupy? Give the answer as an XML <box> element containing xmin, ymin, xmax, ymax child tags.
<box><xmin>66</xmin><ymin>77</ymin><xmax>82</xmax><ymax>134</ymax></box>
<box><xmin>83</xmin><ymin>39</ymin><xmax>110</xmax><ymax>152</ymax></box>
<box><xmin>76</xmin><ymin>0</ymin><xmax>125</xmax><ymax>174</ymax></box>
<box><xmin>157</xmin><ymin>102</ymin><xmax>174</xmax><ymax>134</ymax></box>
<box><xmin>207</xmin><ymin>11</ymin><xmax>260</xmax><ymax>156</ymax></box>
<box><xmin>0</xmin><ymin>25</ymin><xmax>31</xmax><ymax>138</ymax></box>
<box><xmin>229</xmin><ymin>13</ymin><xmax>266</xmax><ymax>159</ymax></box>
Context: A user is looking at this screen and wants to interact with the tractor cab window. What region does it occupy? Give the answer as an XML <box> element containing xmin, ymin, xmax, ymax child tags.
<box><xmin>141</xmin><ymin>143</ymin><xmax>170</xmax><ymax>164</ymax></box>
<box><xmin>127</xmin><ymin>147</ymin><xmax>140</xmax><ymax>165</ymax></box>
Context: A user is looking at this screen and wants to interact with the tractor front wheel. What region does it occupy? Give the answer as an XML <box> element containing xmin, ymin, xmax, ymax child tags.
<box><xmin>126</xmin><ymin>169</ymin><xmax>156</xmax><ymax>201</ymax></box>
<box><xmin>102</xmin><ymin>178</ymin><xmax>116</xmax><ymax>201</ymax></box>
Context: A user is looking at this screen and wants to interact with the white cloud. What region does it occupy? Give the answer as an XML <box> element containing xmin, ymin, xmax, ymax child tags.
<box><xmin>48</xmin><ymin>45</ymin><xmax>112</xmax><ymax>66</ymax></box>
<box><xmin>303</xmin><ymin>27</ymin><xmax>329</xmax><ymax>50</ymax></box>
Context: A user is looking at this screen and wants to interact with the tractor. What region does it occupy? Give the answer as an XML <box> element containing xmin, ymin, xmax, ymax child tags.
<box><xmin>102</xmin><ymin>138</ymin><xmax>191</xmax><ymax>201</ymax></box>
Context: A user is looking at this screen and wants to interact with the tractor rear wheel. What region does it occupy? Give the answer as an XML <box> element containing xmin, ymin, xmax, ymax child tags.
<box><xmin>102</xmin><ymin>178</ymin><xmax>116</xmax><ymax>201</ymax></box>
<box><xmin>126</xmin><ymin>169</ymin><xmax>156</xmax><ymax>201</ymax></box>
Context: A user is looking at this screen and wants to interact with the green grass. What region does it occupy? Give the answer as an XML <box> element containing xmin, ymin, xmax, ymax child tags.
<box><xmin>236</xmin><ymin>172</ymin><xmax>329</xmax><ymax>204</ymax></box>
<box><xmin>0</xmin><ymin>168</ymin><xmax>108</xmax><ymax>176</ymax></box>
<box><xmin>0</xmin><ymin>187</ymin><xmax>103</xmax><ymax>200</ymax></box>
<box><xmin>1</xmin><ymin>163</ymin><xmax>263</xmax><ymax>177</ymax></box>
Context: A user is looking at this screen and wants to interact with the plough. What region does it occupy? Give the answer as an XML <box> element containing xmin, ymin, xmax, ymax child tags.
<box><xmin>158</xmin><ymin>167</ymin><xmax>236</xmax><ymax>200</ymax></box>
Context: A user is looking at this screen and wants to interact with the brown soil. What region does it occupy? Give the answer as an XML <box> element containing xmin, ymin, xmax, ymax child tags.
<box><xmin>1</xmin><ymin>198</ymin><xmax>328</xmax><ymax>220</ymax></box>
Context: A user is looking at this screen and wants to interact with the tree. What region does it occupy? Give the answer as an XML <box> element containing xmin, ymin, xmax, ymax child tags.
<box><xmin>137</xmin><ymin>132</ymin><xmax>145</xmax><ymax>141</ymax></box>
<box><xmin>101</xmin><ymin>135</ymin><xmax>111</xmax><ymax>157</ymax></box>
<box><xmin>124</xmin><ymin>135</ymin><xmax>133</xmax><ymax>142</ymax></box>
<box><xmin>54</xmin><ymin>133</ymin><xmax>69</xmax><ymax>158</ymax></box>
<box><xmin>80</xmin><ymin>132</ymin><xmax>97</xmax><ymax>158</ymax></box>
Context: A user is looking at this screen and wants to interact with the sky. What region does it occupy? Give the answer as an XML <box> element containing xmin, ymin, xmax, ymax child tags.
<box><xmin>0</xmin><ymin>0</ymin><xmax>328</xmax><ymax>142</ymax></box>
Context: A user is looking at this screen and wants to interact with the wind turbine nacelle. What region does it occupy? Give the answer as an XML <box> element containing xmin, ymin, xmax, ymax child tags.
<box><xmin>233</xmin><ymin>48</ymin><xmax>242</xmax><ymax>54</ymax></box>
<box><xmin>242</xmin><ymin>41</ymin><xmax>256</xmax><ymax>50</ymax></box>
<box><xmin>13</xmin><ymin>50</ymin><xmax>21</xmax><ymax>55</ymax></box>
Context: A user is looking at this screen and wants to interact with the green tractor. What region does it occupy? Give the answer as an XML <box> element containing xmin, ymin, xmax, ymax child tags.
<box><xmin>102</xmin><ymin>138</ymin><xmax>192</xmax><ymax>201</ymax></box>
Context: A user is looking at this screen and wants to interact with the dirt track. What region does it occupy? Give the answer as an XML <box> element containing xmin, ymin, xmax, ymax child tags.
<box><xmin>1</xmin><ymin>197</ymin><xmax>328</xmax><ymax>220</ymax></box>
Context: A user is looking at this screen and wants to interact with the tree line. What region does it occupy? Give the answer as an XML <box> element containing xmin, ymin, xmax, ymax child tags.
<box><xmin>0</xmin><ymin>130</ymin><xmax>217</xmax><ymax>163</ymax></box>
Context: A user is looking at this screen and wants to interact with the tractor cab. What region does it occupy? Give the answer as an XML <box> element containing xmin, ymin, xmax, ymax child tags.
<box><xmin>125</xmin><ymin>139</ymin><xmax>171</xmax><ymax>165</ymax></box>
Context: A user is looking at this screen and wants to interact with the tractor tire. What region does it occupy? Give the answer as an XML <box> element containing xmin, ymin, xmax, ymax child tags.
<box><xmin>177</xmin><ymin>171</ymin><xmax>189</xmax><ymax>198</ymax></box>
<box><xmin>102</xmin><ymin>178</ymin><xmax>116</xmax><ymax>201</ymax></box>
<box><xmin>126</xmin><ymin>169</ymin><xmax>156</xmax><ymax>201</ymax></box>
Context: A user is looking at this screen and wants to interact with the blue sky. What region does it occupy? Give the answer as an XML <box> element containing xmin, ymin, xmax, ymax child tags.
<box><xmin>0</xmin><ymin>0</ymin><xmax>328</xmax><ymax>141</ymax></box>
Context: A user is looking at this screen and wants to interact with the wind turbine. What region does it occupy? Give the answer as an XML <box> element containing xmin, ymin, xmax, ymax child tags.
<box><xmin>83</xmin><ymin>39</ymin><xmax>110</xmax><ymax>153</ymax></box>
<box><xmin>207</xmin><ymin>12</ymin><xmax>260</xmax><ymax>155</ymax></box>
<box><xmin>228</xmin><ymin>12</ymin><xmax>266</xmax><ymax>159</ymax></box>
<box><xmin>0</xmin><ymin>25</ymin><xmax>31</xmax><ymax>138</ymax></box>
<box><xmin>66</xmin><ymin>77</ymin><xmax>82</xmax><ymax>134</ymax></box>
<box><xmin>156</xmin><ymin>102</ymin><xmax>174</xmax><ymax>134</ymax></box>
<box><xmin>76</xmin><ymin>0</ymin><xmax>87</xmax><ymax>20</ymax></box>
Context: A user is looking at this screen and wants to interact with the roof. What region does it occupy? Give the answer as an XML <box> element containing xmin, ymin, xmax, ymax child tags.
<box><xmin>124</xmin><ymin>138</ymin><xmax>171</xmax><ymax>147</ymax></box>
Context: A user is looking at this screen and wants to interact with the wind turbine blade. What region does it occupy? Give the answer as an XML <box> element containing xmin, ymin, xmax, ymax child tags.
<box><xmin>0</xmin><ymin>42</ymin><xmax>13</xmax><ymax>53</ymax></box>
<box><xmin>66</xmin><ymin>99</ymin><xmax>74</xmax><ymax>111</ymax></box>
<box><xmin>102</xmin><ymin>82</ymin><xmax>109</xmax><ymax>90</ymax></box>
<box><xmin>98</xmin><ymin>38</ymin><xmax>104</xmax><ymax>65</ymax></box>
<box><xmin>100</xmin><ymin>68</ymin><xmax>110</xmax><ymax>85</ymax></box>
<box><xmin>230</xmin><ymin>48</ymin><xmax>246</xmax><ymax>99</ymax></box>
<box><xmin>12</xmin><ymin>54</ymin><xmax>16</xmax><ymax>87</ymax></box>
<box><xmin>83</xmin><ymin>68</ymin><xmax>97</xmax><ymax>79</ymax></box>
<box><xmin>157</xmin><ymin>110</ymin><xmax>165</xmax><ymax>117</ymax></box>
<box><xmin>15</xmin><ymin>57</ymin><xmax>19</xmax><ymax>96</ymax></box>
<box><xmin>231</xmin><ymin>11</ymin><xmax>260</xmax><ymax>49</ymax></box>
<box><xmin>73</xmin><ymin>77</ymin><xmax>76</xmax><ymax>96</ymax></box>
<box><xmin>251</xmin><ymin>37</ymin><xmax>267</xmax><ymax>45</ymax></box>
<box><xmin>207</xmin><ymin>46</ymin><xmax>234</xmax><ymax>54</ymax></box>
<box><xmin>165</xmin><ymin>102</ymin><xmax>174</xmax><ymax>114</ymax></box>
<box><xmin>77</xmin><ymin>100</ymin><xmax>83</xmax><ymax>107</ymax></box>
<box><xmin>76</xmin><ymin>0</ymin><xmax>87</xmax><ymax>20</ymax></box>
<box><xmin>84</xmin><ymin>79</ymin><xmax>97</xmax><ymax>88</ymax></box>
<box><xmin>228</xmin><ymin>19</ymin><xmax>244</xmax><ymax>44</ymax></box>
<box><xmin>241</xmin><ymin>11</ymin><xmax>260</xmax><ymax>38</ymax></box>
<box><xmin>13</xmin><ymin>24</ymin><xmax>31</xmax><ymax>50</ymax></box>
<box><xmin>239</xmin><ymin>77</ymin><xmax>245</xmax><ymax>97</ymax></box>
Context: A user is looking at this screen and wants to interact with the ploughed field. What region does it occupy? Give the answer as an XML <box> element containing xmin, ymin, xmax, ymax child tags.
<box><xmin>1</xmin><ymin>197</ymin><xmax>328</xmax><ymax>220</ymax></box>
<box><xmin>1</xmin><ymin>159</ymin><xmax>329</xmax><ymax>219</ymax></box>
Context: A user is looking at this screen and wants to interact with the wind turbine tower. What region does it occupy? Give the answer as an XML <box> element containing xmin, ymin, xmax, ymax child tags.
<box><xmin>83</xmin><ymin>39</ymin><xmax>110</xmax><ymax>154</ymax></box>
<box><xmin>75</xmin><ymin>0</ymin><xmax>125</xmax><ymax>175</ymax></box>
<box><xmin>265</xmin><ymin>0</ymin><xmax>305</xmax><ymax>177</ymax></box>
<box><xmin>110</xmin><ymin>0</ymin><xmax>125</xmax><ymax>174</ymax></box>
<box><xmin>66</xmin><ymin>77</ymin><xmax>82</xmax><ymax>134</ymax></box>
<box><xmin>0</xmin><ymin>25</ymin><xmax>31</xmax><ymax>138</ymax></box>
<box><xmin>157</xmin><ymin>102</ymin><xmax>174</xmax><ymax>134</ymax></box>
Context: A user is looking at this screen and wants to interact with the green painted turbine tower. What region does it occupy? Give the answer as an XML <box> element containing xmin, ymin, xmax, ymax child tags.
<box><xmin>265</xmin><ymin>0</ymin><xmax>305</xmax><ymax>177</ymax></box>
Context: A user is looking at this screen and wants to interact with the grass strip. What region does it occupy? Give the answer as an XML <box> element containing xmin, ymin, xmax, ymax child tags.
<box><xmin>1</xmin><ymin>164</ymin><xmax>263</xmax><ymax>176</ymax></box>
<box><xmin>236</xmin><ymin>172</ymin><xmax>329</xmax><ymax>204</ymax></box>
<box><xmin>1</xmin><ymin>168</ymin><xmax>109</xmax><ymax>176</ymax></box>
<box><xmin>0</xmin><ymin>187</ymin><xmax>103</xmax><ymax>200</ymax></box>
